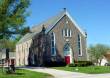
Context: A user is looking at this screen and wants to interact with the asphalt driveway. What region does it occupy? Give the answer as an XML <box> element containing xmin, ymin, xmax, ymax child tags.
<box><xmin>24</xmin><ymin>67</ymin><xmax>110</xmax><ymax>78</ymax></box>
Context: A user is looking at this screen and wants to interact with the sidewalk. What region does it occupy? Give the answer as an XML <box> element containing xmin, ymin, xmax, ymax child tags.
<box><xmin>24</xmin><ymin>67</ymin><xmax>110</xmax><ymax>78</ymax></box>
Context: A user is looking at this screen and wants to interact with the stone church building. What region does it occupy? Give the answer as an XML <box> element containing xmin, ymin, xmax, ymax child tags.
<box><xmin>16</xmin><ymin>9</ymin><xmax>87</xmax><ymax>66</ymax></box>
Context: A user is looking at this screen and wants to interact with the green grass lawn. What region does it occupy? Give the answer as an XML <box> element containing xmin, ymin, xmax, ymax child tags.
<box><xmin>0</xmin><ymin>68</ymin><xmax>53</xmax><ymax>78</ymax></box>
<box><xmin>52</xmin><ymin>66</ymin><xmax>110</xmax><ymax>74</ymax></box>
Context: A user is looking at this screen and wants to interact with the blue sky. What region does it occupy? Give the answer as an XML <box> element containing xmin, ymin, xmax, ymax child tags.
<box><xmin>26</xmin><ymin>0</ymin><xmax>110</xmax><ymax>46</ymax></box>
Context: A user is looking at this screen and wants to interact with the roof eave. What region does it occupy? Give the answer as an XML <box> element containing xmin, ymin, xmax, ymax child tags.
<box><xmin>65</xmin><ymin>11</ymin><xmax>86</xmax><ymax>37</ymax></box>
<box><xmin>45</xmin><ymin>11</ymin><xmax>86</xmax><ymax>37</ymax></box>
<box><xmin>45</xmin><ymin>12</ymin><xmax>66</xmax><ymax>33</ymax></box>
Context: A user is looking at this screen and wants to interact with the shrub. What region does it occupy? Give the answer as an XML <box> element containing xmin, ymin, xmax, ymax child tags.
<box><xmin>68</xmin><ymin>63</ymin><xmax>75</xmax><ymax>67</ymax></box>
<box><xmin>69</xmin><ymin>61</ymin><xmax>94</xmax><ymax>67</ymax></box>
<box><xmin>44</xmin><ymin>61</ymin><xmax>66</xmax><ymax>67</ymax></box>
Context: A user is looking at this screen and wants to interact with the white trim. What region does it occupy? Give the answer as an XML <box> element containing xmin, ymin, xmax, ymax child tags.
<box><xmin>62</xmin><ymin>29</ymin><xmax>65</xmax><ymax>37</ymax></box>
<box><xmin>51</xmin><ymin>32</ymin><xmax>56</xmax><ymax>56</ymax></box>
<box><xmin>67</xmin><ymin>29</ymin><xmax>69</xmax><ymax>37</ymax></box>
<box><xmin>70</xmin><ymin>29</ymin><xmax>72</xmax><ymax>37</ymax></box>
<box><xmin>70</xmin><ymin>47</ymin><xmax>73</xmax><ymax>63</ymax></box>
<box><xmin>46</xmin><ymin>11</ymin><xmax>86</xmax><ymax>37</ymax></box>
<box><xmin>78</xmin><ymin>35</ymin><xmax>82</xmax><ymax>56</ymax></box>
<box><xmin>80</xmin><ymin>36</ymin><xmax>82</xmax><ymax>56</ymax></box>
<box><xmin>66</xmin><ymin>12</ymin><xmax>86</xmax><ymax>37</ymax></box>
<box><xmin>63</xmin><ymin>44</ymin><xmax>73</xmax><ymax>63</ymax></box>
<box><xmin>46</xmin><ymin>12</ymin><xmax>65</xmax><ymax>33</ymax></box>
<box><xmin>63</xmin><ymin>29</ymin><xmax>72</xmax><ymax>37</ymax></box>
<box><xmin>68</xmin><ymin>29</ymin><xmax>72</xmax><ymax>37</ymax></box>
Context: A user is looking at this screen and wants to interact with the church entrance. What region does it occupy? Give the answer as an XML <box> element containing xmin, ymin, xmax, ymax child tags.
<box><xmin>64</xmin><ymin>43</ymin><xmax>73</xmax><ymax>64</ymax></box>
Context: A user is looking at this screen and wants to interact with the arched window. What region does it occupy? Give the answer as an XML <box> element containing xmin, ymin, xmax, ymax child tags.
<box><xmin>51</xmin><ymin>32</ymin><xmax>56</xmax><ymax>56</ymax></box>
<box><xmin>62</xmin><ymin>29</ymin><xmax>72</xmax><ymax>37</ymax></box>
<box><xmin>64</xmin><ymin>43</ymin><xmax>71</xmax><ymax>56</ymax></box>
<box><xmin>68</xmin><ymin>29</ymin><xmax>72</xmax><ymax>37</ymax></box>
<box><xmin>78</xmin><ymin>34</ymin><xmax>82</xmax><ymax>56</ymax></box>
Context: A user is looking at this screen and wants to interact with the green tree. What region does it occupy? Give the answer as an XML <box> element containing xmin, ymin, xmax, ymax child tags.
<box><xmin>88</xmin><ymin>44</ymin><xmax>110</xmax><ymax>65</ymax></box>
<box><xmin>0</xmin><ymin>0</ymin><xmax>30</xmax><ymax>49</ymax></box>
<box><xmin>0</xmin><ymin>39</ymin><xmax>16</xmax><ymax>51</ymax></box>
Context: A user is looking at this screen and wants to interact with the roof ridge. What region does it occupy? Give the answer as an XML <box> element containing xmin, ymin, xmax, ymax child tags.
<box><xmin>31</xmin><ymin>10</ymin><xmax>66</xmax><ymax>32</ymax></box>
<box><xmin>65</xmin><ymin>11</ymin><xmax>86</xmax><ymax>36</ymax></box>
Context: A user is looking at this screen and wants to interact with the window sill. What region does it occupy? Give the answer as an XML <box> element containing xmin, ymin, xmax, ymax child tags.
<box><xmin>64</xmin><ymin>36</ymin><xmax>72</xmax><ymax>38</ymax></box>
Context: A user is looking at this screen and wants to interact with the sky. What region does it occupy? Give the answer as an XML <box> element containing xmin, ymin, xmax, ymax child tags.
<box><xmin>26</xmin><ymin>0</ymin><xmax>110</xmax><ymax>46</ymax></box>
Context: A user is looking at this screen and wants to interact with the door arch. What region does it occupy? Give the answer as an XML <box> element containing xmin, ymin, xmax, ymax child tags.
<box><xmin>63</xmin><ymin>43</ymin><xmax>73</xmax><ymax>64</ymax></box>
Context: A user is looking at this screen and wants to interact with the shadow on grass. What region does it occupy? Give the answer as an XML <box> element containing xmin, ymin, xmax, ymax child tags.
<box><xmin>15</xmin><ymin>73</ymin><xmax>25</xmax><ymax>75</ymax></box>
<box><xmin>4</xmin><ymin>69</ymin><xmax>25</xmax><ymax>76</ymax></box>
<box><xmin>5</xmin><ymin>72</ymin><xmax>25</xmax><ymax>76</ymax></box>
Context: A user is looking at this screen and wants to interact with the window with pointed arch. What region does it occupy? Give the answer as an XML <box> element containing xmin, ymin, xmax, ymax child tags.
<box><xmin>63</xmin><ymin>43</ymin><xmax>71</xmax><ymax>56</ymax></box>
<box><xmin>62</xmin><ymin>29</ymin><xmax>72</xmax><ymax>37</ymax></box>
<box><xmin>78</xmin><ymin>34</ymin><xmax>82</xmax><ymax>56</ymax></box>
<box><xmin>51</xmin><ymin>32</ymin><xmax>56</xmax><ymax>56</ymax></box>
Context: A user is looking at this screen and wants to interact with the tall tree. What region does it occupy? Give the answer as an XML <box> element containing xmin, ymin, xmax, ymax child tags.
<box><xmin>0</xmin><ymin>39</ymin><xmax>16</xmax><ymax>51</ymax></box>
<box><xmin>0</xmin><ymin>0</ymin><xmax>30</xmax><ymax>49</ymax></box>
<box><xmin>0</xmin><ymin>0</ymin><xmax>30</xmax><ymax>38</ymax></box>
<box><xmin>88</xmin><ymin>44</ymin><xmax>110</xmax><ymax>65</ymax></box>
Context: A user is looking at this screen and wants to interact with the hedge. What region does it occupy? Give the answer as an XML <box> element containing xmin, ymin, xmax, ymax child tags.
<box><xmin>69</xmin><ymin>61</ymin><xmax>94</xmax><ymax>67</ymax></box>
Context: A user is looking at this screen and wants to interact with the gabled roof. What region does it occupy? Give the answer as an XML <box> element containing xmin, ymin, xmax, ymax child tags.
<box><xmin>31</xmin><ymin>10</ymin><xmax>66</xmax><ymax>33</ymax></box>
<box><xmin>31</xmin><ymin>10</ymin><xmax>86</xmax><ymax>36</ymax></box>
<box><xmin>17</xmin><ymin>32</ymin><xmax>37</xmax><ymax>44</ymax></box>
<box><xmin>17</xmin><ymin>9</ymin><xmax>86</xmax><ymax>45</ymax></box>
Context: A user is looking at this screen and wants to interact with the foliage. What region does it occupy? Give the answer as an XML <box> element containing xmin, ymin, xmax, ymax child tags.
<box><xmin>0</xmin><ymin>0</ymin><xmax>31</xmax><ymax>49</ymax></box>
<box><xmin>0</xmin><ymin>0</ymin><xmax>30</xmax><ymax>39</ymax></box>
<box><xmin>0</xmin><ymin>39</ymin><xmax>16</xmax><ymax>51</ymax></box>
<box><xmin>88</xmin><ymin>44</ymin><xmax>110</xmax><ymax>65</ymax></box>
<box><xmin>20</xmin><ymin>26</ymin><xmax>30</xmax><ymax>36</ymax></box>
<box><xmin>68</xmin><ymin>61</ymin><xmax>94</xmax><ymax>67</ymax></box>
